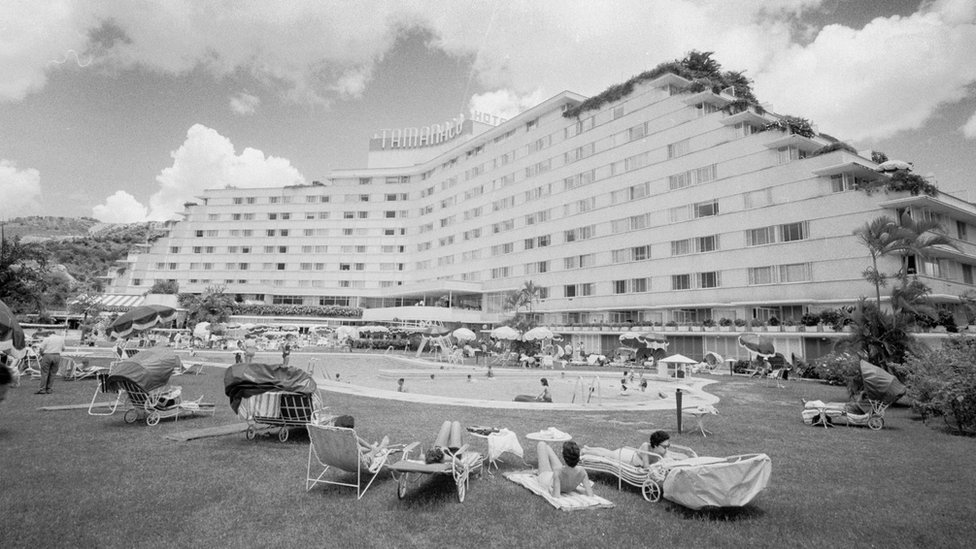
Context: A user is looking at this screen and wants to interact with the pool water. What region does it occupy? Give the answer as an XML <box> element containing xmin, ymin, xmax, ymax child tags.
<box><xmin>301</xmin><ymin>353</ymin><xmax>718</xmax><ymax>411</ymax></box>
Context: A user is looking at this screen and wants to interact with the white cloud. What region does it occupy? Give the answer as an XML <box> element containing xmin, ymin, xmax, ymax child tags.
<box><xmin>0</xmin><ymin>160</ymin><xmax>42</xmax><ymax>217</ymax></box>
<box><xmin>468</xmin><ymin>88</ymin><xmax>546</xmax><ymax>121</ymax></box>
<box><xmin>962</xmin><ymin>110</ymin><xmax>976</xmax><ymax>139</ymax></box>
<box><xmin>229</xmin><ymin>91</ymin><xmax>260</xmax><ymax>115</ymax></box>
<box><xmin>146</xmin><ymin>124</ymin><xmax>305</xmax><ymax>221</ymax></box>
<box><xmin>91</xmin><ymin>190</ymin><xmax>149</xmax><ymax>223</ymax></box>
<box><xmin>2</xmin><ymin>0</ymin><xmax>974</xmax><ymax>144</ymax></box>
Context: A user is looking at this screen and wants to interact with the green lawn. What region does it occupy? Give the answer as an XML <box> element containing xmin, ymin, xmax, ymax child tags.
<box><xmin>2</xmin><ymin>363</ymin><xmax>974</xmax><ymax>549</ymax></box>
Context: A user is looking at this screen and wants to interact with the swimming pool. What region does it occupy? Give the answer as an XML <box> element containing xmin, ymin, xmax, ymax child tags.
<box><xmin>300</xmin><ymin>353</ymin><xmax>719</xmax><ymax>411</ymax></box>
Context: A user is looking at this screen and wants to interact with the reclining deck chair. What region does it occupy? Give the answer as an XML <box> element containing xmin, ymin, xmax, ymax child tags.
<box><xmin>387</xmin><ymin>421</ymin><xmax>485</xmax><ymax>502</ymax></box>
<box><xmin>305</xmin><ymin>423</ymin><xmax>413</xmax><ymax>499</ymax></box>
<box><xmin>580</xmin><ymin>444</ymin><xmax>697</xmax><ymax>502</ymax></box>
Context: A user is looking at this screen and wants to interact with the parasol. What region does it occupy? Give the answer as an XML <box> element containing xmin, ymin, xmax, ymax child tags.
<box><xmin>522</xmin><ymin>326</ymin><xmax>554</xmax><ymax>341</ymax></box>
<box><xmin>335</xmin><ymin>326</ymin><xmax>359</xmax><ymax>339</ymax></box>
<box><xmin>619</xmin><ymin>331</ymin><xmax>669</xmax><ymax>351</ymax></box>
<box><xmin>0</xmin><ymin>299</ymin><xmax>27</xmax><ymax>358</ymax></box>
<box><xmin>106</xmin><ymin>304</ymin><xmax>177</xmax><ymax>340</ymax></box>
<box><xmin>737</xmin><ymin>333</ymin><xmax>776</xmax><ymax>357</ymax></box>
<box><xmin>490</xmin><ymin>326</ymin><xmax>520</xmax><ymax>340</ymax></box>
<box><xmin>660</xmin><ymin>354</ymin><xmax>699</xmax><ymax>365</ymax></box>
<box><xmin>452</xmin><ymin>327</ymin><xmax>477</xmax><ymax>341</ymax></box>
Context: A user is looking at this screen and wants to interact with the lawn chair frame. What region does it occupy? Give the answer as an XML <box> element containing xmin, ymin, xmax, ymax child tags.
<box><xmin>581</xmin><ymin>444</ymin><xmax>697</xmax><ymax>502</ymax></box>
<box><xmin>389</xmin><ymin>444</ymin><xmax>485</xmax><ymax>503</ymax></box>
<box><xmin>305</xmin><ymin>423</ymin><xmax>412</xmax><ymax>500</ymax></box>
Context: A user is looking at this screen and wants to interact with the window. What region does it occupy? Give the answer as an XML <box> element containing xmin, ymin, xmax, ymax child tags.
<box><xmin>672</xmin><ymin>274</ymin><xmax>691</xmax><ymax>290</ymax></box>
<box><xmin>957</xmin><ymin>221</ymin><xmax>969</xmax><ymax>241</ymax></box>
<box><xmin>777</xmin><ymin>146</ymin><xmax>808</xmax><ymax>164</ymax></box>
<box><xmin>963</xmin><ymin>264</ymin><xmax>973</xmax><ymax>285</ymax></box>
<box><xmin>780</xmin><ymin>263</ymin><xmax>811</xmax><ymax>282</ymax></box>
<box><xmin>697</xmin><ymin>235</ymin><xmax>718</xmax><ymax>253</ymax></box>
<box><xmin>671</xmin><ymin>239</ymin><xmax>691</xmax><ymax>256</ymax></box>
<box><xmin>613</xmin><ymin>280</ymin><xmax>627</xmax><ymax>294</ymax></box>
<box><xmin>780</xmin><ymin>222</ymin><xmax>807</xmax><ymax>242</ymax></box>
<box><xmin>628</xmin><ymin>123</ymin><xmax>646</xmax><ymax>141</ymax></box>
<box><xmin>747</xmin><ymin>227</ymin><xmax>776</xmax><ymax>246</ymax></box>
<box><xmin>698</xmin><ymin>271</ymin><xmax>720</xmax><ymax>288</ymax></box>
<box><xmin>276</xmin><ymin>263</ymin><xmax>286</xmax><ymax>271</ymax></box>
<box><xmin>667</xmin><ymin>139</ymin><xmax>690</xmax><ymax>159</ymax></box>
<box><xmin>694</xmin><ymin>200</ymin><xmax>718</xmax><ymax>218</ymax></box>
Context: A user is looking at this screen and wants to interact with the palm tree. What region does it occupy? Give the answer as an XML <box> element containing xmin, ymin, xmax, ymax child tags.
<box><xmin>853</xmin><ymin>216</ymin><xmax>905</xmax><ymax>307</ymax></box>
<box><xmin>519</xmin><ymin>280</ymin><xmax>541</xmax><ymax>316</ymax></box>
<box><xmin>894</xmin><ymin>211</ymin><xmax>958</xmax><ymax>287</ymax></box>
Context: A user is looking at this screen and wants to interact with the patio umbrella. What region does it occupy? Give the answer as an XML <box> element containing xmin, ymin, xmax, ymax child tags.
<box><xmin>490</xmin><ymin>326</ymin><xmax>520</xmax><ymax>340</ymax></box>
<box><xmin>105</xmin><ymin>304</ymin><xmax>178</xmax><ymax>340</ymax></box>
<box><xmin>619</xmin><ymin>332</ymin><xmax>669</xmax><ymax>351</ymax></box>
<box><xmin>523</xmin><ymin>326</ymin><xmax>554</xmax><ymax>341</ymax></box>
<box><xmin>452</xmin><ymin>327</ymin><xmax>477</xmax><ymax>341</ymax></box>
<box><xmin>737</xmin><ymin>333</ymin><xmax>776</xmax><ymax>357</ymax></box>
<box><xmin>335</xmin><ymin>326</ymin><xmax>359</xmax><ymax>339</ymax></box>
<box><xmin>660</xmin><ymin>354</ymin><xmax>698</xmax><ymax>365</ymax></box>
<box><xmin>0</xmin><ymin>299</ymin><xmax>27</xmax><ymax>358</ymax></box>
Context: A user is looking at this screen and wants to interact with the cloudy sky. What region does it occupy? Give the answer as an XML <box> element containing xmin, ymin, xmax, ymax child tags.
<box><xmin>2</xmin><ymin>0</ymin><xmax>975</xmax><ymax>222</ymax></box>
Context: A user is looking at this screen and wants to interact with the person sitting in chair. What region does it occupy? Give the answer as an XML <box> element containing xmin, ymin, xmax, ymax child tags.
<box><xmin>332</xmin><ymin>415</ymin><xmax>389</xmax><ymax>460</ymax></box>
<box><xmin>581</xmin><ymin>430</ymin><xmax>673</xmax><ymax>468</ymax></box>
<box><xmin>537</xmin><ymin>440</ymin><xmax>594</xmax><ymax>497</ymax></box>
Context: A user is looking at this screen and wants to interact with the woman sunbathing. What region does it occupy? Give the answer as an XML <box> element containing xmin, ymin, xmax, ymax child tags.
<box><xmin>581</xmin><ymin>430</ymin><xmax>673</xmax><ymax>468</ymax></box>
<box><xmin>537</xmin><ymin>440</ymin><xmax>593</xmax><ymax>497</ymax></box>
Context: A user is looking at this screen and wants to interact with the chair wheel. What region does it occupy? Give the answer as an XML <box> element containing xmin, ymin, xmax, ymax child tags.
<box><xmin>868</xmin><ymin>417</ymin><xmax>884</xmax><ymax>430</ymax></box>
<box><xmin>147</xmin><ymin>412</ymin><xmax>160</xmax><ymax>426</ymax></box>
<box><xmin>642</xmin><ymin>481</ymin><xmax>662</xmax><ymax>502</ymax></box>
<box><xmin>245</xmin><ymin>426</ymin><xmax>256</xmax><ymax>440</ymax></box>
<box><xmin>278</xmin><ymin>428</ymin><xmax>289</xmax><ymax>442</ymax></box>
<box><xmin>123</xmin><ymin>409</ymin><xmax>139</xmax><ymax>424</ymax></box>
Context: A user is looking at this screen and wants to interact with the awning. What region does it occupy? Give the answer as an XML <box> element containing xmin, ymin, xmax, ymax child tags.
<box><xmin>71</xmin><ymin>294</ymin><xmax>146</xmax><ymax>310</ymax></box>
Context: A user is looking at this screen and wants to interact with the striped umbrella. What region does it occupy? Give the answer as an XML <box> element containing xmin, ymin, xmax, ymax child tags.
<box><xmin>105</xmin><ymin>305</ymin><xmax>177</xmax><ymax>340</ymax></box>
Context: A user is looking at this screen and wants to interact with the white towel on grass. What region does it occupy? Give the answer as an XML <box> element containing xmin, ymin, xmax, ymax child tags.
<box><xmin>505</xmin><ymin>471</ymin><xmax>613</xmax><ymax>511</ymax></box>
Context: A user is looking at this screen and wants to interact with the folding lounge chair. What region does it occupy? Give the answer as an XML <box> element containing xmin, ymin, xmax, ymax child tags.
<box><xmin>389</xmin><ymin>443</ymin><xmax>484</xmax><ymax>502</ymax></box>
<box><xmin>305</xmin><ymin>423</ymin><xmax>413</xmax><ymax>500</ymax></box>
<box><xmin>580</xmin><ymin>444</ymin><xmax>697</xmax><ymax>502</ymax></box>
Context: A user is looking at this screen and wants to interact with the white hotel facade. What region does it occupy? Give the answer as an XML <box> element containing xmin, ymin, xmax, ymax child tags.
<box><xmin>102</xmin><ymin>73</ymin><xmax>976</xmax><ymax>359</ymax></box>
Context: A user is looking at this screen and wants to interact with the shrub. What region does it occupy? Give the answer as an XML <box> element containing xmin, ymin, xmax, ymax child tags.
<box><xmin>906</xmin><ymin>338</ymin><xmax>976</xmax><ymax>434</ymax></box>
<box><xmin>811</xmin><ymin>352</ymin><xmax>861</xmax><ymax>392</ymax></box>
<box><xmin>701</xmin><ymin>318</ymin><xmax>715</xmax><ymax>327</ymax></box>
<box><xmin>937</xmin><ymin>310</ymin><xmax>958</xmax><ymax>333</ymax></box>
<box><xmin>665</xmin><ymin>320</ymin><xmax>678</xmax><ymax>327</ymax></box>
<box><xmin>801</xmin><ymin>312</ymin><xmax>820</xmax><ymax>326</ymax></box>
<box><xmin>733</xmin><ymin>318</ymin><xmax>747</xmax><ymax>327</ymax></box>
<box><xmin>718</xmin><ymin>317</ymin><xmax>733</xmax><ymax>327</ymax></box>
<box><xmin>768</xmin><ymin>316</ymin><xmax>780</xmax><ymax>327</ymax></box>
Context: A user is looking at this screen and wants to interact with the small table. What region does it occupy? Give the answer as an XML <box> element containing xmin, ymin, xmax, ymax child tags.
<box><xmin>525</xmin><ymin>429</ymin><xmax>572</xmax><ymax>443</ymax></box>
<box><xmin>682</xmin><ymin>407</ymin><xmax>717</xmax><ymax>437</ymax></box>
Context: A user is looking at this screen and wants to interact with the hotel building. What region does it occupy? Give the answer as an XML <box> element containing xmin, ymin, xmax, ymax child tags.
<box><xmin>101</xmin><ymin>72</ymin><xmax>976</xmax><ymax>359</ymax></box>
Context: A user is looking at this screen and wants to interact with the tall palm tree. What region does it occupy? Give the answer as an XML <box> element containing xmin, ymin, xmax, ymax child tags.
<box><xmin>853</xmin><ymin>216</ymin><xmax>904</xmax><ymax>307</ymax></box>
<box><xmin>894</xmin><ymin>211</ymin><xmax>958</xmax><ymax>287</ymax></box>
<box><xmin>519</xmin><ymin>280</ymin><xmax>541</xmax><ymax>316</ymax></box>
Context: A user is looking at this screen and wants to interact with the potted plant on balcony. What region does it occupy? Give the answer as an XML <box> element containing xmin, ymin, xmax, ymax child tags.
<box><xmin>783</xmin><ymin>319</ymin><xmax>798</xmax><ymax>332</ymax></box>
<box><xmin>718</xmin><ymin>317</ymin><xmax>733</xmax><ymax>331</ymax></box>
<box><xmin>733</xmin><ymin>318</ymin><xmax>747</xmax><ymax>331</ymax></box>
<box><xmin>768</xmin><ymin>316</ymin><xmax>781</xmax><ymax>332</ymax></box>
<box><xmin>702</xmin><ymin>318</ymin><xmax>717</xmax><ymax>332</ymax></box>
<box><xmin>665</xmin><ymin>320</ymin><xmax>678</xmax><ymax>331</ymax></box>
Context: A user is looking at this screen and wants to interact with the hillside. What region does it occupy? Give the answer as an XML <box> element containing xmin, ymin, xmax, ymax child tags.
<box><xmin>5</xmin><ymin>216</ymin><xmax>167</xmax><ymax>292</ymax></box>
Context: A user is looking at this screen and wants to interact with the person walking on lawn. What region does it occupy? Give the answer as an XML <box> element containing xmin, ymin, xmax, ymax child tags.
<box><xmin>36</xmin><ymin>332</ymin><xmax>65</xmax><ymax>394</ymax></box>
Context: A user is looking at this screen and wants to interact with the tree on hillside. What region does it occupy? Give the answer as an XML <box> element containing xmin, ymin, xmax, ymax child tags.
<box><xmin>0</xmin><ymin>234</ymin><xmax>50</xmax><ymax>313</ymax></box>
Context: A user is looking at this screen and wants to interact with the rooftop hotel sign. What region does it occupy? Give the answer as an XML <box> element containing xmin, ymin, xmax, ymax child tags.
<box><xmin>371</xmin><ymin>111</ymin><xmax>506</xmax><ymax>150</ymax></box>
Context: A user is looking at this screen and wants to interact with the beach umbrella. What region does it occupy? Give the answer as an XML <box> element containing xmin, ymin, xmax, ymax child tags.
<box><xmin>737</xmin><ymin>333</ymin><xmax>776</xmax><ymax>357</ymax></box>
<box><xmin>105</xmin><ymin>304</ymin><xmax>177</xmax><ymax>340</ymax></box>
<box><xmin>660</xmin><ymin>354</ymin><xmax>698</xmax><ymax>365</ymax></box>
<box><xmin>523</xmin><ymin>326</ymin><xmax>554</xmax><ymax>341</ymax></box>
<box><xmin>335</xmin><ymin>326</ymin><xmax>359</xmax><ymax>339</ymax></box>
<box><xmin>360</xmin><ymin>325</ymin><xmax>390</xmax><ymax>334</ymax></box>
<box><xmin>619</xmin><ymin>332</ymin><xmax>669</xmax><ymax>351</ymax></box>
<box><xmin>490</xmin><ymin>326</ymin><xmax>520</xmax><ymax>340</ymax></box>
<box><xmin>452</xmin><ymin>327</ymin><xmax>477</xmax><ymax>341</ymax></box>
<box><xmin>0</xmin><ymin>299</ymin><xmax>27</xmax><ymax>358</ymax></box>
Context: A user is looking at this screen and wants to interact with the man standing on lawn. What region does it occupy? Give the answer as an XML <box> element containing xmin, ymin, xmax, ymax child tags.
<box><xmin>36</xmin><ymin>332</ymin><xmax>65</xmax><ymax>394</ymax></box>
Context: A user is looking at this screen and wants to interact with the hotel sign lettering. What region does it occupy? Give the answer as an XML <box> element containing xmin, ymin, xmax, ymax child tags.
<box><xmin>375</xmin><ymin>111</ymin><xmax>507</xmax><ymax>150</ymax></box>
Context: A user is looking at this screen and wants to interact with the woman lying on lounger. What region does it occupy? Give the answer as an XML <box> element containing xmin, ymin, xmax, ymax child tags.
<box><xmin>537</xmin><ymin>440</ymin><xmax>594</xmax><ymax>497</ymax></box>
<box><xmin>581</xmin><ymin>430</ymin><xmax>673</xmax><ymax>468</ymax></box>
<box><xmin>333</xmin><ymin>415</ymin><xmax>390</xmax><ymax>460</ymax></box>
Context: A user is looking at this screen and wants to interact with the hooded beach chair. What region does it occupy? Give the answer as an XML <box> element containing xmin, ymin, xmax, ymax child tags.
<box><xmin>305</xmin><ymin>423</ymin><xmax>412</xmax><ymax>499</ymax></box>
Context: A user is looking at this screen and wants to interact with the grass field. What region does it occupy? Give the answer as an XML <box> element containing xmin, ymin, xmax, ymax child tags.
<box><xmin>2</xmin><ymin>358</ymin><xmax>974</xmax><ymax>549</ymax></box>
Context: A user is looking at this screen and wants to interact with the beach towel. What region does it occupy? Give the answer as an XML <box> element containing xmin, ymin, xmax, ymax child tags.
<box><xmin>505</xmin><ymin>471</ymin><xmax>614</xmax><ymax>511</ymax></box>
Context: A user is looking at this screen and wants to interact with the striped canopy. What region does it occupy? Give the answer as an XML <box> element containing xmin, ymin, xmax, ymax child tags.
<box><xmin>105</xmin><ymin>305</ymin><xmax>177</xmax><ymax>340</ymax></box>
